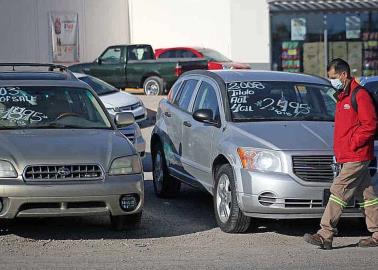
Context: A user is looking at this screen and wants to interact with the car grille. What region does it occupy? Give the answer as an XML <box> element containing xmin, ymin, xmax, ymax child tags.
<box><xmin>123</xmin><ymin>132</ymin><xmax>135</xmax><ymax>143</ymax></box>
<box><xmin>119</xmin><ymin>102</ymin><xmax>141</xmax><ymax>111</ymax></box>
<box><xmin>285</xmin><ymin>199</ymin><xmax>323</xmax><ymax>208</ymax></box>
<box><xmin>23</xmin><ymin>165</ymin><xmax>103</xmax><ymax>182</ymax></box>
<box><xmin>292</xmin><ymin>155</ymin><xmax>334</xmax><ymax>182</ymax></box>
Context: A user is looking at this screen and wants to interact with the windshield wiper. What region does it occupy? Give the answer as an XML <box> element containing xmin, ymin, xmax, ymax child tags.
<box><xmin>233</xmin><ymin>117</ymin><xmax>286</xmax><ymax>122</ymax></box>
<box><xmin>297</xmin><ymin>115</ymin><xmax>334</xmax><ymax>122</ymax></box>
<box><xmin>32</xmin><ymin>122</ymin><xmax>85</xmax><ymax>129</ymax></box>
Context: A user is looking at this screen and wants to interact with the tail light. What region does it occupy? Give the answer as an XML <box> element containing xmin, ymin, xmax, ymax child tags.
<box><xmin>175</xmin><ymin>63</ymin><xmax>183</xmax><ymax>77</ymax></box>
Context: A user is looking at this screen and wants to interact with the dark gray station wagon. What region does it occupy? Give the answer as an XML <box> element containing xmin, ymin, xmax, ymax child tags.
<box><xmin>0</xmin><ymin>64</ymin><xmax>144</xmax><ymax>230</ymax></box>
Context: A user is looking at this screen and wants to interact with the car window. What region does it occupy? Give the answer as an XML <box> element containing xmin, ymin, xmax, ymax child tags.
<box><xmin>193</xmin><ymin>81</ymin><xmax>220</xmax><ymax>120</ymax></box>
<box><xmin>79</xmin><ymin>76</ymin><xmax>119</xmax><ymax>96</ymax></box>
<box><xmin>101</xmin><ymin>47</ymin><xmax>123</xmax><ymax>63</ymax></box>
<box><xmin>173</xmin><ymin>79</ymin><xmax>198</xmax><ymax>111</ymax></box>
<box><xmin>177</xmin><ymin>50</ymin><xmax>197</xmax><ymax>58</ymax></box>
<box><xmin>158</xmin><ymin>51</ymin><xmax>174</xmax><ymax>58</ymax></box>
<box><xmin>128</xmin><ymin>46</ymin><xmax>154</xmax><ymax>61</ymax></box>
<box><xmin>167</xmin><ymin>80</ymin><xmax>182</xmax><ymax>103</ymax></box>
<box><xmin>225</xmin><ymin>81</ymin><xmax>336</xmax><ymax>122</ymax></box>
<box><xmin>0</xmin><ymin>86</ymin><xmax>111</xmax><ymax>129</ymax></box>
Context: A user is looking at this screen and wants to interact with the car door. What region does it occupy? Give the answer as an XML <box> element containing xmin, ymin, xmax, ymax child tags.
<box><xmin>90</xmin><ymin>46</ymin><xmax>126</xmax><ymax>87</ymax></box>
<box><xmin>163</xmin><ymin>78</ymin><xmax>200</xmax><ymax>176</ymax></box>
<box><xmin>181</xmin><ymin>79</ymin><xmax>222</xmax><ymax>191</ymax></box>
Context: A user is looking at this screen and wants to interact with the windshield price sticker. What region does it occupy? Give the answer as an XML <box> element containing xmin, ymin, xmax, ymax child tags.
<box><xmin>256</xmin><ymin>98</ymin><xmax>310</xmax><ymax>116</ymax></box>
<box><xmin>227</xmin><ymin>81</ymin><xmax>266</xmax><ymax>113</ymax></box>
<box><xmin>0</xmin><ymin>87</ymin><xmax>37</xmax><ymax>105</ymax></box>
<box><xmin>0</xmin><ymin>106</ymin><xmax>48</xmax><ymax>123</ymax></box>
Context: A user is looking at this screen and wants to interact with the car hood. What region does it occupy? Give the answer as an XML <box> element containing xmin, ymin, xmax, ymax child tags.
<box><xmin>0</xmin><ymin>129</ymin><xmax>135</xmax><ymax>173</ymax></box>
<box><xmin>100</xmin><ymin>91</ymin><xmax>140</xmax><ymax>109</ymax></box>
<box><xmin>229</xmin><ymin>121</ymin><xmax>334</xmax><ymax>151</ymax></box>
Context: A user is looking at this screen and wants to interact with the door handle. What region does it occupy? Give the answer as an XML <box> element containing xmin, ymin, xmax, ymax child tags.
<box><xmin>164</xmin><ymin>112</ymin><xmax>172</xmax><ymax>117</ymax></box>
<box><xmin>183</xmin><ymin>121</ymin><xmax>192</xmax><ymax>127</ymax></box>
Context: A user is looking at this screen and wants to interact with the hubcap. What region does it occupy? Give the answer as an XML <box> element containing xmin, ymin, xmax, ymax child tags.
<box><xmin>153</xmin><ymin>151</ymin><xmax>163</xmax><ymax>192</ymax></box>
<box><xmin>145</xmin><ymin>80</ymin><xmax>160</xmax><ymax>96</ymax></box>
<box><xmin>216</xmin><ymin>174</ymin><xmax>232</xmax><ymax>223</ymax></box>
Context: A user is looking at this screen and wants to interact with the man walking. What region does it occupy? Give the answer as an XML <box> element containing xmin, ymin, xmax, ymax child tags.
<box><xmin>304</xmin><ymin>58</ymin><xmax>378</xmax><ymax>249</ymax></box>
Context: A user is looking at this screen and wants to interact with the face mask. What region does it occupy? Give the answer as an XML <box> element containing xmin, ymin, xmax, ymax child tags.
<box><xmin>330</xmin><ymin>78</ymin><xmax>343</xmax><ymax>90</ymax></box>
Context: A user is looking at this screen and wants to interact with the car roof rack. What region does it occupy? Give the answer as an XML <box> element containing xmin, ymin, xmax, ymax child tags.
<box><xmin>0</xmin><ymin>63</ymin><xmax>76</xmax><ymax>80</ymax></box>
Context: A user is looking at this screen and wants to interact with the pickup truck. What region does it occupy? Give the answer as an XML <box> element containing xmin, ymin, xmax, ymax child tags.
<box><xmin>68</xmin><ymin>44</ymin><xmax>208</xmax><ymax>95</ymax></box>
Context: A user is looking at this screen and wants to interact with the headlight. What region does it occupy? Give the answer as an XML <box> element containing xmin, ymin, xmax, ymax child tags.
<box><xmin>107</xmin><ymin>107</ymin><xmax>121</xmax><ymax>114</ymax></box>
<box><xmin>109</xmin><ymin>156</ymin><xmax>142</xmax><ymax>175</ymax></box>
<box><xmin>237</xmin><ymin>148</ymin><xmax>282</xmax><ymax>173</ymax></box>
<box><xmin>0</xmin><ymin>160</ymin><xmax>18</xmax><ymax>178</ymax></box>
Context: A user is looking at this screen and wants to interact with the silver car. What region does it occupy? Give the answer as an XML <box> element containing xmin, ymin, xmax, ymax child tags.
<box><xmin>151</xmin><ymin>70</ymin><xmax>378</xmax><ymax>233</ymax></box>
<box><xmin>0</xmin><ymin>64</ymin><xmax>144</xmax><ymax>230</ymax></box>
<box><xmin>73</xmin><ymin>73</ymin><xmax>146</xmax><ymax>157</ymax></box>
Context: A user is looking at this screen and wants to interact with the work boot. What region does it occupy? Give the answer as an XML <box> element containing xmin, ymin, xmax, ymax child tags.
<box><xmin>358</xmin><ymin>237</ymin><xmax>378</xmax><ymax>248</ymax></box>
<box><xmin>304</xmin><ymin>233</ymin><xmax>332</xmax><ymax>250</ymax></box>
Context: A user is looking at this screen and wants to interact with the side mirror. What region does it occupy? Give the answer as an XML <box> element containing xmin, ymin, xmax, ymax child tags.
<box><xmin>114</xmin><ymin>112</ymin><xmax>135</xmax><ymax>127</ymax></box>
<box><xmin>96</xmin><ymin>58</ymin><xmax>102</xmax><ymax>65</ymax></box>
<box><xmin>193</xmin><ymin>109</ymin><xmax>220</xmax><ymax>127</ymax></box>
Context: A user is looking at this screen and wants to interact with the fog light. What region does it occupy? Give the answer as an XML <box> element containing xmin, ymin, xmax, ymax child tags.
<box><xmin>0</xmin><ymin>199</ymin><xmax>3</xmax><ymax>212</ymax></box>
<box><xmin>120</xmin><ymin>194</ymin><xmax>139</xmax><ymax>212</ymax></box>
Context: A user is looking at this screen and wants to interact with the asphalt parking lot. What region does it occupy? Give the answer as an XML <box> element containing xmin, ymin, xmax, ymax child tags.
<box><xmin>1</xmin><ymin>94</ymin><xmax>378</xmax><ymax>270</ymax></box>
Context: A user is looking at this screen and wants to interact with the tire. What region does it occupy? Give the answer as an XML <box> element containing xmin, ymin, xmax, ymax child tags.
<box><xmin>110</xmin><ymin>212</ymin><xmax>142</xmax><ymax>231</ymax></box>
<box><xmin>152</xmin><ymin>142</ymin><xmax>181</xmax><ymax>198</ymax></box>
<box><xmin>143</xmin><ymin>76</ymin><xmax>164</xmax><ymax>96</ymax></box>
<box><xmin>214</xmin><ymin>164</ymin><xmax>251</xmax><ymax>233</ymax></box>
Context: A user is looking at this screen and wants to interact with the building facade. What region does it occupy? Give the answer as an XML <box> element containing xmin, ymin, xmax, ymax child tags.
<box><xmin>2</xmin><ymin>0</ymin><xmax>378</xmax><ymax>78</ymax></box>
<box><xmin>0</xmin><ymin>0</ymin><xmax>130</xmax><ymax>63</ymax></box>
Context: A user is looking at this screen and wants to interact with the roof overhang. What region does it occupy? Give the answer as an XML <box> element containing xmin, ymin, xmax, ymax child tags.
<box><xmin>268</xmin><ymin>0</ymin><xmax>378</xmax><ymax>13</ymax></box>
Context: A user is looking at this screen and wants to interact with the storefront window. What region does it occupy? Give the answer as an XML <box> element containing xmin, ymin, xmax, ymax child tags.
<box><xmin>271</xmin><ymin>10</ymin><xmax>378</xmax><ymax>78</ymax></box>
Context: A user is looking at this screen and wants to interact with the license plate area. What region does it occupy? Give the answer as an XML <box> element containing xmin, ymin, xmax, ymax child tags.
<box><xmin>323</xmin><ymin>189</ymin><xmax>355</xmax><ymax>208</ymax></box>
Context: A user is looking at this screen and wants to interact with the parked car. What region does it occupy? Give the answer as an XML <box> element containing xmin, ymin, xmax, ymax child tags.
<box><xmin>151</xmin><ymin>70</ymin><xmax>375</xmax><ymax>233</ymax></box>
<box><xmin>155</xmin><ymin>47</ymin><xmax>251</xmax><ymax>70</ymax></box>
<box><xmin>358</xmin><ymin>76</ymin><xmax>378</xmax><ymax>95</ymax></box>
<box><xmin>69</xmin><ymin>44</ymin><xmax>208</xmax><ymax>95</ymax></box>
<box><xmin>0</xmin><ymin>63</ymin><xmax>144</xmax><ymax>230</ymax></box>
<box><xmin>74</xmin><ymin>72</ymin><xmax>146</xmax><ymax>157</ymax></box>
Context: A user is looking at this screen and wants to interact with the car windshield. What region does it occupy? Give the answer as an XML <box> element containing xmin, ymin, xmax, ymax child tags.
<box><xmin>226</xmin><ymin>81</ymin><xmax>336</xmax><ymax>122</ymax></box>
<box><xmin>363</xmin><ymin>81</ymin><xmax>378</xmax><ymax>94</ymax></box>
<box><xmin>79</xmin><ymin>76</ymin><xmax>119</xmax><ymax>95</ymax></box>
<box><xmin>197</xmin><ymin>49</ymin><xmax>231</xmax><ymax>62</ymax></box>
<box><xmin>0</xmin><ymin>86</ymin><xmax>112</xmax><ymax>129</ymax></box>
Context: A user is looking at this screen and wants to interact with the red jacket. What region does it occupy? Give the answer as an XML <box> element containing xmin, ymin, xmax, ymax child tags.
<box><xmin>334</xmin><ymin>78</ymin><xmax>377</xmax><ymax>163</ymax></box>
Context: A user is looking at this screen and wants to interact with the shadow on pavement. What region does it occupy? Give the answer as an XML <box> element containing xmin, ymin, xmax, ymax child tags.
<box><xmin>249</xmin><ymin>217</ymin><xmax>369</xmax><ymax>238</ymax></box>
<box><xmin>139</xmin><ymin>108</ymin><xmax>156</xmax><ymax>129</ymax></box>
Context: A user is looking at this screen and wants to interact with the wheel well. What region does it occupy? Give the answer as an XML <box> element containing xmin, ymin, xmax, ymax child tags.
<box><xmin>150</xmin><ymin>134</ymin><xmax>162</xmax><ymax>153</ymax></box>
<box><xmin>212</xmin><ymin>155</ymin><xmax>230</xmax><ymax>180</ymax></box>
<box><xmin>140</xmin><ymin>73</ymin><xmax>161</xmax><ymax>87</ymax></box>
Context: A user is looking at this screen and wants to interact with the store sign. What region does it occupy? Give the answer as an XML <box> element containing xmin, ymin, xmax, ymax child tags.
<box><xmin>50</xmin><ymin>12</ymin><xmax>79</xmax><ymax>63</ymax></box>
<box><xmin>291</xmin><ymin>18</ymin><xmax>306</xmax><ymax>41</ymax></box>
<box><xmin>346</xmin><ymin>15</ymin><xmax>361</xmax><ymax>39</ymax></box>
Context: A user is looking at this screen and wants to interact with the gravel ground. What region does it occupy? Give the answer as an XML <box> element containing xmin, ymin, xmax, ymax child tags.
<box><xmin>1</xmin><ymin>94</ymin><xmax>378</xmax><ymax>270</ymax></box>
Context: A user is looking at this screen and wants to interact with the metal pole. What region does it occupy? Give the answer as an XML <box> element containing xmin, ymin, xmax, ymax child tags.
<box><xmin>324</xmin><ymin>15</ymin><xmax>328</xmax><ymax>78</ymax></box>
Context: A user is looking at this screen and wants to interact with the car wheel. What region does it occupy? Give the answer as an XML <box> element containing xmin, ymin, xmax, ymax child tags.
<box><xmin>214</xmin><ymin>164</ymin><xmax>251</xmax><ymax>233</ymax></box>
<box><xmin>143</xmin><ymin>76</ymin><xmax>164</xmax><ymax>96</ymax></box>
<box><xmin>152</xmin><ymin>143</ymin><xmax>181</xmax><ymax>198</ymax></box>
<box><xmin>110</xmin><ymin>212</ymin><xmax>142</xmax><ymax>231</ymax></box>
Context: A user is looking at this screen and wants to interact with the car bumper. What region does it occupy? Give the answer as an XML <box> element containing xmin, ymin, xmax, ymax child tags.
<box><xmin>236</xmin><ymin>169</ymin><xmax>368</xmax><ymax>219</ymax></box>
<box><xmin>0</xmin><ymin>174</ymin><xmax>144</xmax><ymax>219</ymax></box>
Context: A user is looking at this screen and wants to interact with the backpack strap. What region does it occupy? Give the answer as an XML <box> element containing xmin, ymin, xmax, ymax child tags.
<box><xmin>351</xmin><ymin>85</ymin><xmax>363</xmax><ymax>112</ymax></box>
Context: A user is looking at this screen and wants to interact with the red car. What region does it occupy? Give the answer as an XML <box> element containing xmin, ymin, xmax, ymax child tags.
<box><xmin>155</xmin><ymin>47</ymin><xmax>251</xmax><ymax>70</ymax></box>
